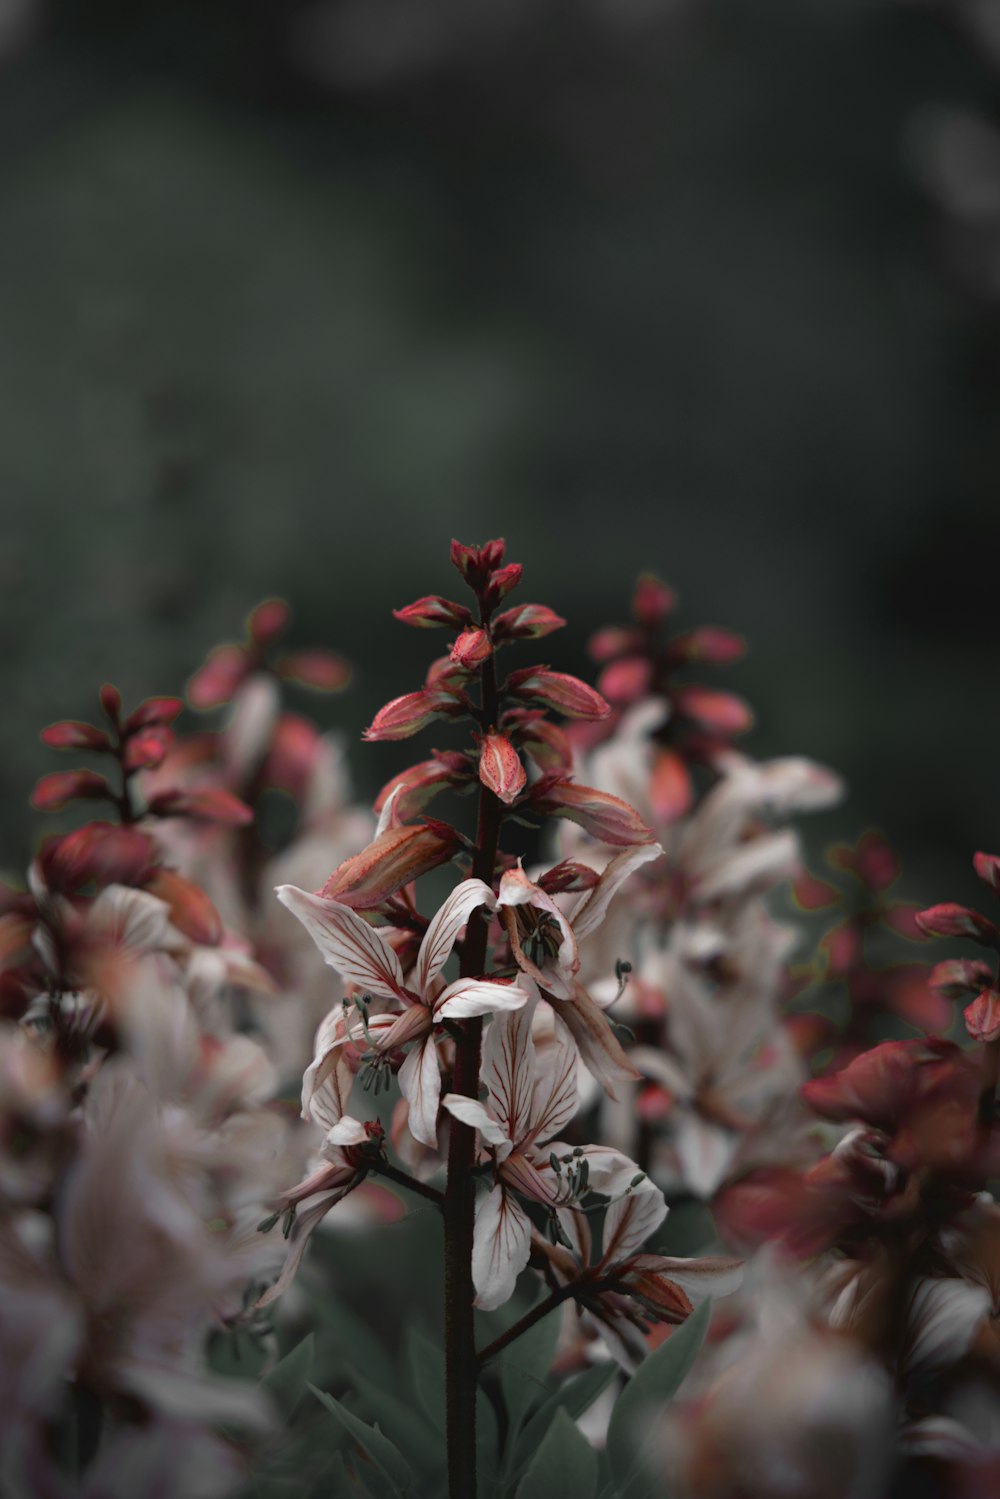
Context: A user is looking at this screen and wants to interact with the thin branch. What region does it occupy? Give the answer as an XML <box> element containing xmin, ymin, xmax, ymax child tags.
<box><xmin>371</xmin><ymin>1160</ymin><xmax>444</xmax><ymax>1207</ymax></box>
<box><xmin>476</xmin><ymin>1285</ymin><xmax>575</xmax><ymax>1367</ymax></box>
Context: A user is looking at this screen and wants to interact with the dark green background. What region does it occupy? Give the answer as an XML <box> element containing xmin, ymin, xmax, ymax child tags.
<box><xmin>1</xmin><ymin>0</ymin><xmax>997</xmax><ymax>908</ymax></box>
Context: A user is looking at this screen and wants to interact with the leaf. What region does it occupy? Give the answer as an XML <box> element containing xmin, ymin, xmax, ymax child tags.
<box><xmin>260</xmin><ymin>1334</ymin><xmax>314</xmax><ymax>1421</ymax></box>
<box><xmin>309</xmin><ymin>1384</ymin><xmax>412</xmax><ymax>1495</ymax></box>
<box><xmin>349</xmin><ymin>1363</ymin><xmax>445</xmax><ymax>1480</ymax></box>
<box><xmin>406</xmin><ymin>1326</ymin><xmax>446</xmax><ymax>1433</ymax></box>
<box><xmin>511</xmin><ymin>1362</ymin><xmax>617</xmax><ymax>1484</ymax></box>
<box><xmin>496</xmin><ymin>1301</ymin><xmax>562</xmax><ymax>1445</ymax></box>
<box><xmin>515</xmin><ymin>1409</ymin><xmax>597</xmax><ymax>1499</ymax></box>
<box><xmin>606</xmin><ymin>1301</ymin><xmax>711</xmax><ymax>1499</ymax></box>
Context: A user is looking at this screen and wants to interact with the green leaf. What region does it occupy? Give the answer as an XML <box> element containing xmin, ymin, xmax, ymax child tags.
<box><xmin>309</xmin><ymin>1383</ymin><xmax>412</xmax><ymax>1496</ymax></box>
<box><xmin>349</xmin><ymin>1362</ymin><xmax>446</xmax><ymax>1480</ymax></box>
<box><xmin>496</xmin><ymin>1300</ymin><xmax>562</xmax><ymax>1443</ymax></box>
<box><xmin>514</xmin><ymin>1361</ymin><xmax>617</xmax><ymax>1475</ymax></box>
<box><xmin>606</xmin><ymin>1301</ymin><xmax>711</xmax><ymax>1499</ymax></box>
<box><xmin>405</xmin><ymin>1326</ymin><xmax>446</xmax><ymax>1433</ymax></box>
<box><xmin>515</xmin><ymin>1409</ymin><xmax>597</xmax><ymax>1499</ymax></box>
<box><xmin>260</xmin><ymin>1334</ymin><xmax>314</xmax><ymax>1421</ymax></box>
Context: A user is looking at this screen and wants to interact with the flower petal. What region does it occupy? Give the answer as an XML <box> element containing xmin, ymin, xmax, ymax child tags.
<box><xmin>546</xmin><ymin>985</ymin><xmax>640</xmax><ymax>1100</ymax></box>
<box><xmin>600</xmin><ymin>1179</ymin><xmax>668</xmax><ymax>1268</ymax></box>
<box><xmin>414</xmin><ymin>878</ymin><xmax>497</xmax><ymax>994</ymax></box>
<box><xmin>441</xmin><ymin>1093</ymin><xmax>511</xmax><ymax>1149</ymax></box>
<box><xmin>435</xmin><ymin>978</ymin><xmax>530</xmax><ymax>1020</ymax></box>
<box><xmin>275</xmin><ymin>885</ymin><xmax>406</xmax><ymax>999</ymax></box>
<box><xmin>568</xmin><ymin>843</ymin><xmax>663</xmax><ymax>942</ymax></box>
<box><xmin>398</xmin><ymin>1035</ymin><xmax>441</xmax><ymax>1149</ymax></box>
<box><xmin>472</xmin><ymin>1184</ymin><xmax>532</xmax><ymax>1311</ymax></box>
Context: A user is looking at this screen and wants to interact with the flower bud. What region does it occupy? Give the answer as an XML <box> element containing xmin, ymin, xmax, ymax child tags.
<box><xmin>597</xmin><ymin>656</ymin><xmax>652</xmax><ymax>705</ymax></box>
<box><xmin>188</xmin><ymin>645</ymin><xmax>249</xmax><ymax>709</ymax></box>
<box><xmin>41</xmin><ymin>721</ymin><xmax>111</xmax><ymax>751</ymax></box>
<box><xmin>666</xmin><ymin>627</ymin><xmax>746</xmax><ymax>665</ymax></box>
<box><xmin>965</xmin><ymin>989</ymin><xmax>1000</xmax><ymax>1044</ymax></box>
<box><xmin>123</xmin><ymin>697</ymin><xmax>184</xmax><ymax>733</ymax></box>
<box><xmin>40</xmin><ymin>823</ymin><xmax>157</xmax><ymax>891</ymax></box>
<box><xmin>974</xmin><ymin>851</ymin><xmax>1000</xmax><ymax>894</ymax></box>
<box><xmin>492</xmin><ymin>604</ymin><xmax>566</xmax><ymax>642</ymax></box>
<box><xmin>516</xmin><ymin>715</ymin><xmax>573</xmax><ymax>773</ymax></box>
<box><xmin>247</xmin><ymin>597</ymin><xmax>291</xmax><ymax>647</ymax></box>
<box><xmin>147</xmin><ymin>868</ymin><xmax>223</xmax><ymax>945</ymax></box>
<box><xmin>535</xmin><ymin>780</ymin><xmax>654</xmax><ymax>846</ymax></box>
<box><xmin>674</xmin><ymin>685</ymin><xmax>754</xmax><ymax>735</ymax></box>
<box><xmin>147</xmin><ymin>787</ymin><xmax>254</xmax><ymax>826</ymax></box>
<box><xmin>364</xmin><ymin>691</ymin><xmax>440</xmax><ymax>742</ymax></box>
<box><xmin>124</xmin><ymin>727</ymin><xmax>173</xmax><ymax>771</ymax></box>
<box><xmin>450</xmin><ymin>628</ymin><xmax>493</xmax><ymax>669</ymax></box>
<box><xmin>508</xmin><ymin>668</ymin><xmax>611</xmax><ymax>721</ymax></box>
<box><xmin>319</xmin><ymin>820</ymin><xmax>462</xmax><ymax>909</ymax></box>
<box><xmin>632</xmin><ymin>574</ymin><xmax>676</xmax><ymax>628</ymax></box>
<box><xmin>483</xmin><ymin>563</ymin><xmax>523</xmax><ymax>608</ymax></box>
<box><xmin>99</xmin><ymin>683</ymin><xmax>122</xmax><ymax>721</ymax></box>
<box><xmin>929</xmin><ymin>958</ymin><xmax>996</xmax><ymax>1000</ymax></box>
<box><xmin>588</xmin><ymin>626</ymin><xmax>643</xmax><ymax>663</ymax></box>
<box><xmin>478</xmin><ymin>732</ymin><xmax>526</xmax><ymax>805</ymax></box>
<box><xmin>450</xmin><ymin>538</ymin><xmax>506</xmax><ymax>589</ymax></box>
<box><xmin>32</xmin><ymin>770</ymin><xmax>111</xmax><ymax>812</ymax></box>
<box><xmin>276</xmin><ymin>650</ymin><xmax>351</xmax><ymax>691</ymax></box>
<box><xmin>915</xmin><ymin>903</ymin><xmax>1000</xmax><ymax>947</ymax></box>
<box><xmin>393</xmin><ymin>595</ymin><xmax>472</xmax><ymax>629</ymax></box>
<box><xmin>374</xmin><ymin>753</ymin><xmax>470</xmax><ymax>822</ymax></box>
<box><xmin>649</xmin><ymin>747</ymin><xmax>693</xmax><ymax>824</ymax></box>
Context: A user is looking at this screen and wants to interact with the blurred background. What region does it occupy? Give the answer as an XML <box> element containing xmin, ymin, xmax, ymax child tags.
<box><xmin>0</xmin><ymin>0</ymin><xmax>997</xmax><ymax>905</ymax></box>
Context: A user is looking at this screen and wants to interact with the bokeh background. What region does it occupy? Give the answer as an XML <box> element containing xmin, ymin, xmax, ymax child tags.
<box><xmin>0</xmin><ymin>0</ymin><xmax>997</xmax><ymax>906</ymax></box>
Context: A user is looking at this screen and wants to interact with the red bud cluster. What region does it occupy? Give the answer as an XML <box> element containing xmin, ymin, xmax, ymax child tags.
<box><xmin>916</xmin><ymin>850</ymin><xmax>1000</xmax><ymax>1049</ymax></box>
<box><xmin>581</xmin><ymin>574</ymin><xmax>749</xmax><ymax>824</ymax></box>
<box><xmin>188</xmin><ymin>596</ymin><xmax>349</xmax><ymax>709</ymax></box>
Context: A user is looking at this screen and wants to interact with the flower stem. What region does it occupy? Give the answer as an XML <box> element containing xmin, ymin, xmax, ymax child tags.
<box><xmin>371</xmin><ymin>1160</ymin><xmax>444</xmax><ymax>1206</ymax></box>
<box><xmin>476</xmin><ymin>1285</ymin><xmax>574</xmax><ymax>1367</ymax></box>
<box><xmin>443</xmin><ymin>645</ymin><xmax>500</xmax><ymax>1499</ymax></box>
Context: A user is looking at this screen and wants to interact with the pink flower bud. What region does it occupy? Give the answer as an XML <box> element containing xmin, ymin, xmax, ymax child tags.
<box><xmin>965</xmin><ymin>989</ymin><xmax>1000</xmax><ymax>1044</ymax></box>
<box><xmin>247</xmin><ymin>597</ymin><xmax>291</xmax><ymax>647</ymax></box>
<box><xmin>32</xmin><ymin>770</ymin><xmax>111</xmax><ymax>812</ymax></box>
<box><xmin>536</xmin><ymin>780</ymin><xmax>654</xmax><ymax>846</ymax></box>
<box><xmin>597</xmin><ymin>656</ymin><xmax>652</xmax><ymax>705</ymax></box>
<box><xmin>666</xmin><ymin>627</ymin><xmax>746</xmax><ymax>665</ymax></box>
<box><xmin>632</xmin><ymin>574</ymin><xmax>677</xmax><ymax>628</ymax></box>
<box><xmin>915</xmin><ymin>903</ymin><xmax>1000</xmax><ymax>947</ymax></box>
<box><xmin>276</xmin><ymin>650</ymin><xmax>351</xmax><ymax>691</ymax></box>
<box><xmin>508</xmin><ymin>668</ymin><xmax>611</xmax><ymax>721</ymax></box>
<box><xmin>484</xmin><ymin>563</ymin><xmax>523</xmax><ymax>607</ymax></box>
<box><xmin>478</xmin><ymin>732</ymin><xmax>526</xmax><ymax>805</ymax></box>
<box><xmin>148</xmin><ymin>787</ymin><xmax>254</xmax><ymax>826</ymax></box>
<box><xmin>40</xmin><ymin>823</ymin><xmax>157</xmax><ymax>892</ymax></box>
<box><xmin>124</xmin><ymin>697</ymin><xmax>184</xmax><ymax>732</ymax></box>
<box><xmin>147</xmin><ymin>868</ymin><xmax>223</xmax><ymax>946</ymax></box>
<box><xmin>188</xmin><ymin>645</ymin><xmax>250</xmax><ymax>709</ymax></box>
<box><xmin>492</xmin><ymin>604</ymin><xmax>566</xmax><ymax>642</ymax></box>
<box><xmin>40</xmin><ymin>721</ymin><xmax>111</xmax><ymax>751</ymax></box>
<box><xmin>536</xmin><ymin>859</ymin><xmax>601</xmax><ymax>895</ymax></box>
<box><xmin>364</xmin><ymin>691</ymin><xmax>442</xmax><ymax>742</ymax></box>
<box><xmin>450</xmin><ymin>538</ymin><xmax>507</xmax><ymax>588</ymax></box>
<box><xmin>262</xmin><ymin>714</ymin><xmax>322</xmax><ymax>795</ymax></box>
<box><xmin>649</xmin><ymin>747</ymin><xmax>693</xmax><ymax>824</ymax></box>
<box><xmin>392</xmin><ymin>595</ymin><xmax>472</xmax><ymax>629</ymax></box>
<box><xmin>929</xmin><ymin>958</ymin><xmax>996</xmax><ymax>999</ymax></box>
<box><xmin>124</xmin><ymin>727</ymin><xmax>173</xmax><ymax>771</ymax></box>
<box><xmin>319</xmin><ymin>820</ymin><xmax>462</xmax><ymax>909</ymax></box>
<box><xmin>588</xmin><ymin>626</ymin><xmax>643</xmax><ymax>663</ymax></box>
<box><xmin>99</xmin><ymin>683</ymin><xmax>122</xmax><ymax>721</ymax></box>
<box><xmin>974</xmin><ymin>851</ymin><xmax>1000</xmax><ymax>893</ymax></box>
<box><xmin>374</xmin><ymin>754</ymin><xmax>470</xmax><ymax>822</ymax></box>
<box><xmin>450</xmin><ymin>628</ymin><xmax>493</xmax><ymax>669</ymax></box>
<box><xmin>516</xmin><ymin>715</ymin><xmax>573</xmax><ymax>773</ymax></box>
<box><xmin>674</xmin><ymin>685</ymin><xmax>754</xmax><ymax>735</ymax></box>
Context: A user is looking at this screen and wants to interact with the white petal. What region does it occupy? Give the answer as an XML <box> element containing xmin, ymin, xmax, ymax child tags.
<box><xmin>435</xmin><ymin>978</ymin><xmax>530</xmax><ymax>1020</ymax></box>
<box><xmin>398</xmin><ymin>1036</ymin><xmax>441</xmax><ymax>1149</ymax></box>
<box><xmin>414</xmin><ymin>879</ymin><xmax>498</xmax><ymax>994</ymax></box>
<box><xmin>275</xmin><ymin>886</ymin><xmax>406</xmax><ymax>999</ymax></box>
<box><xmin>483</xmin><ymin>1006</ymin><xmax>536</xmax><ymax>1144</ymax></box>
<box><xmin>324</xmin><ymin>1116</ymin><xmax>369</xmax><ymax>1147</ymax></box>
<box><xmin>601</xmin><ymin>1179</ymin><xmax>667</xmax><ymax>1267</ymax></box>
<box><xmin>441</xmin><ymin>1093</ymin><xmax>510</xmax><ymax>1149</ymax></box>
<box><xmin>527</xmin><ymin>1017</ymin><xmax>579</xmax><ymax>1147</ymax></box>
<box><xmin>905</xmin><ymin>1277</ymin><xmax>992</xmax><ymax>1376</ymax></box>
<box><xmin>674</xmin><ymin>1111</ymin><xmax>738</xmax><ymax>1200</ymax></box>
<box><xmin>568</xmin><ymin>843</ymin><xmax>664</xmax><ymax>941</ymax></box>
<box><xmin>472</xmin><ymin>1184</ymin><xmax>531</xmax><ymax>1312</ymax></box>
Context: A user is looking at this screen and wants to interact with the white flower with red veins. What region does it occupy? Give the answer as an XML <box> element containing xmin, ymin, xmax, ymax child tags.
<box><xmin>276</xmin><ymin>878</ymin><xmax>531</xmax><ymax>1147</ymax></box>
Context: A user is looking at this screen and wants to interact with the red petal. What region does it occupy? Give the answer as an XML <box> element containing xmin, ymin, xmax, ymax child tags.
<box><xmin>247</xmin><ymin>598</ymin><xmax>291</xmax><ymax>647</ymax></box>
<box><xmin>31</xmin><ymin>770</ymin><xmax>111</xmax><ymax>811</ymax></box>
<box><xmin>40</xmin><ymin>721</ymin><xmax>111</xmax><ymax>751</ymax></box>
<box><xmin>188</xmin><ymin>645</ymin><xmax>250</xmax><ymax>709</ymax></box>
